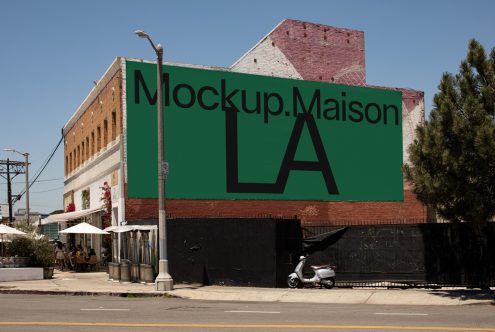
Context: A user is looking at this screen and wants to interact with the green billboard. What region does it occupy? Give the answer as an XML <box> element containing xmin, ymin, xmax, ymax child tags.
<box><xmin>125</xmin><ymin>60</ymin><xmax>403</xmax><ymax>201</ymax></box>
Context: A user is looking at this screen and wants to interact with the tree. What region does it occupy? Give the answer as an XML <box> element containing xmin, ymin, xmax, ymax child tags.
<box><xmin>404</xmin><ymin>39</ymin><xmax>495</xmax><ymax>224</ymax></box>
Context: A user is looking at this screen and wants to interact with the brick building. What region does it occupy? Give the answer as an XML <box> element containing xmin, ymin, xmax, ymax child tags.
<box><xmin>49</xmin><ymin>19</ymin><xmax>426</xmax><ymax>236</ymax></box>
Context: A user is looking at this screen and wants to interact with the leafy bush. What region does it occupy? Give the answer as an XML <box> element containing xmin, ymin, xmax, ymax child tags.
<box><xmin>5</xmin><ymin>223</ymin><xmax>54</xmax><ymax>267</ymax></box>
<box><xmin>31</xmin><ymin>238</ymin><xmax>54</xmax><ymax>267</ymax></box>
<box><xmin>6</xmin><ymin>237</ymin><xmax>33</xmax><ymax>258</ymax></box>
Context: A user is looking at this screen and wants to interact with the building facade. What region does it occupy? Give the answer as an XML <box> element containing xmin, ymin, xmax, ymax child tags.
<box><xmin>59</xmin><ymin>19</ymin><xmax>426</xmax><ymax>232</ymax></box>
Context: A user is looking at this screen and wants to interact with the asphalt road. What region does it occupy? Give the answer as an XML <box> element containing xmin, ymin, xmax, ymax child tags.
<box><xmin>0</xmin><ymin>294</ymin><xmax>494</xmax><ymax>331</ymax></box>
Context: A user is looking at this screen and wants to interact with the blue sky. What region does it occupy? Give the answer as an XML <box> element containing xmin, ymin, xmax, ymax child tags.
<box><xmin>1</xmin><ymin>0</ymin><xmax>494</xmax><ymax>214</ymax></box>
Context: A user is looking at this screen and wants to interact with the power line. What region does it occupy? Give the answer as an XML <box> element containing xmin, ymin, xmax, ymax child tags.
<box><xmin>11</xmin><ymin>136</ymin><xmax>63</xmax><ymax>203</ymax></box>
<box><xmin>30</xmin><ymin>187</ymin><xmax>64</xmax><ymax>194</ymax></box>
<box><xmin>0</xmin><ymin>177</ymin><xmax>63</xmax><ymax>185</ymax></box>
<box><xmin>30</xmin><ymin>137</ymin><xmax>64</xmax><ymax>187</ymax></box>
<box><xmin>33</xmin><ymin>177</ymin><xmax>64</xmax><ymax>183</ymax></box>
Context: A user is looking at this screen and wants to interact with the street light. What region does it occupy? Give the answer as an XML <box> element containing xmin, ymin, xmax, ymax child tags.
<box><xmin>3</xmin><ymin>148</ymin><xmax>29</xmax><ymax>226</ymax></box>
<box><xmin>135</xmin><ymin>30</ymin><xmax>173</xmax><ymax>291</ymax></box>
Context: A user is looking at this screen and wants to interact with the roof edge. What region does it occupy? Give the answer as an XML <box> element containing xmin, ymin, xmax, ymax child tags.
<box><xmin>230</xmin><ymin>19</ymin><xmax>287</xmax><ymax>69</ymax></box>
<box><xmin>62</xmin><ymin>57</ymin><xmax>122</xmax><ymax>136</ymax></box>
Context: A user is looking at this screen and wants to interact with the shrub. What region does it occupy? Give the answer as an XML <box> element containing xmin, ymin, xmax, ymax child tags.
<box><xmin>6</xmin><ymin>237</ymin><xmax>33</xmax><ymax>258</ymax></box>
<box><xmin>5</xmin><ymin>234</ymin><xmax>54</xmax><ymax>268</ymax></box>
<box><xmin>31</xmin><ymin>238</ymin><xmax>55</xmax><ymax>267</ymax></box>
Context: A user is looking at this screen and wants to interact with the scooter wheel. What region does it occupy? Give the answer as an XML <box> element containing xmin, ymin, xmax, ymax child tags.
<box><xmin>322</xmin><ymin>277</ymin><xmax>335</xmax><ymax>289</ymax></box>
<box><xmin>287</xmin><ymin>276</ymin><xmax>301</xmax><ymax>289</ymax></box>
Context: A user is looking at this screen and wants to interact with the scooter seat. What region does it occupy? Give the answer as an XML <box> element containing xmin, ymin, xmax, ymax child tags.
<box><xmin>311</xmin><ymin>264</ymin><xmax>331</xmax><ymax>270</ymax></box>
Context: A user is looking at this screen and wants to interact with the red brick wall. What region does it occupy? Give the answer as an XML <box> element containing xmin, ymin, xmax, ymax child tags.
<box><xmin>270</xmin><ymin>19</ymin><xmax>366</xmax><ymax>86</ymax></box>
<box><xmin>125</xmin><ymin>184</ymin><xmax>157</xmax><ymax>220</ymax></box>
<box><xmin>125</xmin><ymin>189</ymin><xmax>426</xmax><ymax>225</ymax></box>
<box><xmin>64</xmin><ymin>70</ymin><xmax>122</xmax><ymax>176</ymax></box>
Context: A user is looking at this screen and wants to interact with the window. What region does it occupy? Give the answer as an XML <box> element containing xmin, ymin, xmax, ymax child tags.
<box><xmin>91</xmin><ymin>131</ymin><xmax>95</xmax><ymax>156</ymax></box>
<box><xmin>69</xmin><ymin>153</ymin><xmax>72</xmax><ymax>173</ymax></box>
<box><xmin>111</xmin><ymin>111</ymin><xmax>117</xmax><ymax>141</ymax></box>
<box><xmin>77</xmin><ymin>146</ymin><xmax>80</xmax><ymax>167</ymax></box>
<box><xmin>86</xmin><ymin>136</ymin><xmax>90</xmax><ymax>159</ymax></box>
<box><xmin>65</xmin><ymin>156</ymin><xmax>69</xmax><ymax>175</ymax></box>
<box><xmin>81</xmin><ymin>142</ymin><xmax>85</xmax><ymax>163</ymax></box>
<box><xmin>97</xmin><ymin>126</ymin><xmax>101</xmax><ymax>151</ymax></box>
<box><xmin>103</xmin><ymin>119</ymin><xmax>108</xmax><ymax>147</ymax></box>
<box><xmin>81</xmin><ymin>189</ymin><xmax>90</xmax><ymax>209</ymax></box>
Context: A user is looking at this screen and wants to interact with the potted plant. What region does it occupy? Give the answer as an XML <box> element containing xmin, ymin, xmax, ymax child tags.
<box><xmin>5</xmin><ymin>222</ymin><xmax>55</xmax><ymax>277</ymax></box>
<box><xmin>5</xmin><ymin>237</ymin><xmax>32</xmax><ymax>267</ymax></box>
<box><xmin>31</xmin><ymin>238</ymin><xmax>55</xmax><ymax>279</ymax></box>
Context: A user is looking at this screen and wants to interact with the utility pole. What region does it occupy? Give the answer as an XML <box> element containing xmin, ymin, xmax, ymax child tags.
<box><xmin>3</xmin><ymin>149</ymin><xmax>30</xmax><ymax>225</ymax></box>
<box><xmin>25</xmin><ymin>153</ymin><xmax>29</xmax><ymax>224</ymax></box>
<box><xmin>0</xmin><ymin>159</ymin><xmax>26</xmax><ymax>225</ymax></box>
<box><xmin>7</xmin><ymin>159</ymin><xmax>12</xmax><ymax>225</ymax></box>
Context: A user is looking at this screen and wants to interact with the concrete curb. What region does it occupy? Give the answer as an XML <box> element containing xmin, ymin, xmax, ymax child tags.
<box><xmin>0</xmin><ymin>270</ymin><xmax>493</xmax><ymax>306</ymax></box>
<box><xmin>0</xmin><ymin>289</ymin><xmax>178</xmax><ymax>298</ymax></box>
<box><xmin>0</xmin><ymin>287</ymin><xmax>495</xmax><ymax>306</ymax></box>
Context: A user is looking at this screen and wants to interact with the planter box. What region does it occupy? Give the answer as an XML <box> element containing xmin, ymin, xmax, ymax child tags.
<box><xmin>0</xmin><ymin>268</ymin><xmax>43</xmax><ymax>281</ymax></box>
<box><xmin>43</xmin><ymin>267</ymin><xmax>54</xmax><ymax>279</ymax></box>
<box><xmin>0</xmin><ymin>257</ymin><xmax>30</xmax><ymax>268</ymax></box>
<box><xmin>140</xmin><ymin>264</ymin><xmax>155</xmax><ymax>283</ymax></box>
<box><xmin>120</xmin><ymin>261</ymin><xmax>131</xmax><ymax>282</ymax></box>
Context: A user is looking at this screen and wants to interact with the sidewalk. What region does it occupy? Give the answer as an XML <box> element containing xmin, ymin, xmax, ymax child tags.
<box><xmin>0</xmin><ymin>270</ymin><xmax>493</xmax><ymax>306</ymax></box>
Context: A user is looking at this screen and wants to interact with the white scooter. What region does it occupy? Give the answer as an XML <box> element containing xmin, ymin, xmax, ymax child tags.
<box><xmin>287</xmin><ymin>256</ymin><xmax>336</xmax><ymax>289</ymax></box>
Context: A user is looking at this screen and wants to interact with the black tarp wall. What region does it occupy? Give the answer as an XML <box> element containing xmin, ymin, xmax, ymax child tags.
<box><xmin>167</xmin><ymin>218</ymin><xmax>302</xmax><ymax>287</ymax></box>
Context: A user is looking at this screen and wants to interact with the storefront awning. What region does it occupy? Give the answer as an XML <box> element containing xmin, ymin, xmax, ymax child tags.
<box><xmin>41</xmin><ymin>206</ymin><xmax>105</xmax><ymax>225</ymax></box>
<box><xmin>103</xmin><ymin>225</ymin><xmax>157</xmax><ymax>233</ymax></box>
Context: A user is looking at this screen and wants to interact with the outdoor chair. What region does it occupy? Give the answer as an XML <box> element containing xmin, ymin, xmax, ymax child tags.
<box><xmin>87</xmin><ymin>255</ymin><xmax>99</xmax><ymax>271</ymax></box>
<box><xmin>75</xmin><ymin>254</ymin><xmax>87</xmax><ymax>272</ymax></box>
<box><xmin>67</xmin><ymin>255</ymin><xmax>76</xmax><ymax>270</ymax></box>
<box><xmin>63</xmin><ymin>253</ymin><xmax>72</xmax><ymax>270</ymax></box>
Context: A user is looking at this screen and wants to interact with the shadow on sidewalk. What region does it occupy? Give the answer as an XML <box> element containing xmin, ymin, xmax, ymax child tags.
<box><xmin>53</xmin><ymin>269</ymin><xmax>108</xmax><ymax>279</ymax></box>
<box><xmin>427</xmin><ymin>289</ymin><xmax>495</xmax><ymax>302</ymax></box>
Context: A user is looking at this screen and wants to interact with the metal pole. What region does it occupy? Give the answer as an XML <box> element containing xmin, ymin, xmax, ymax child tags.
<box><xmin>6</xmin><ymin>159</ymin><xmax>13</xmax><ymax>225</ymax></box>
<box><xmin>135</xmin><ymin>30</ymin><xmax>173</xmax><ymax>290</ymax></box>
<box><xmin>25</xmin><ymin>153</ymin><xmax>30</xmax><ymax>226</ymax></box>
<box><xmin>154</xmin><ymin>44</ymin><xmax>173</xmax><ymax>291</ymax></box>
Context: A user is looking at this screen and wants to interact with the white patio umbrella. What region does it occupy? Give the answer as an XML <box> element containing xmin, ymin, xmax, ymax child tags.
<box><xmin>59</xmin><ymin>222</ymin><xmax>109</xmax><ymax>235</ymax></box>
<box><xmin>0</xmin><ymin>224</ymin><xmax>27</xmax><ymax>256</ymax></box>
<box><xmin>59</xmin><ymin>222</ymin><xmax>109</xmax><ymax>254</ymax></box>
<box><xmin>103</xmin><ymin>225</ymin><xmax>119</xmax><ymax>232</ymax></box>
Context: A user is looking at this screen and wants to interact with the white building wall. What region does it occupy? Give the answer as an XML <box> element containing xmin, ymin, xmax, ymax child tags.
<box><xmin>231</xmin><ymin>36</ymin><xmax>302</xmax><ymax>79</ymax></box>
<box><xmin>64</xmin><ymin>137</ymin><xmax>121</xmax><ymax>227</ymax></box>
<box><xmin>403</xmin><ymin>101</ymin><xmax>424</xmax><ymax>165</ymax></box>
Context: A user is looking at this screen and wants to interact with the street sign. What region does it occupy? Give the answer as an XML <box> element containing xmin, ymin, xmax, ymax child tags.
<box><xmin>161</xmin><ymin>161</ymin><xmax>169</xmax><ymax>178</ymax></box>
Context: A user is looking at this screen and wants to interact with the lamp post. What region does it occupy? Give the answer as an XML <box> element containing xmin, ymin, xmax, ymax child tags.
<box><xmin>3</xmin><ymin>149</ymin><xmax>29</xmax><ymax>225</ymax></box>
<box><xmin>135</xmin><ymin>30</ymin><xmax>173</xmax><ymax>291</ymax></box>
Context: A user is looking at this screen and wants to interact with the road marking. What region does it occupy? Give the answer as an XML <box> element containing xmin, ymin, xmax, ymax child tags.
<box><xmin>1</xmin><ymin>322</ymin><xmax>494</xmax><ymax>331</ymax></box>
<box><xmin>376</xmin><ymin>313</ymin><xmax>429</xmax><ymax>316</ymax></box>
<box><xmin>225</xmin><ymin>310</ymin><xmax>280</xmax><ymax>314</ymax></box>
<box><xmin>80</xmin><ymin>308</ymin><xmax>130</xmax><ymax>311</ymax></box>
